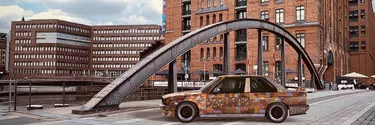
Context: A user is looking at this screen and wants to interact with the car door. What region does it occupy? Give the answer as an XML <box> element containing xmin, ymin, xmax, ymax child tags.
<box><xmin>206</xmin><ymin>77</ymin><xmax>251</xmax><ymax>114</ymax></box>
<box><xmin>249</xmin><ymin>77</ymin><xmax>279</xmax><ymax>114</ymax></box>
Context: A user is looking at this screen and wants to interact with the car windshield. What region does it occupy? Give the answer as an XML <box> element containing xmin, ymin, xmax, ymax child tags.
<box><xmin>199</xmin><ymin>77</ymin><xmax>221</xmax><ymax>92</ymax></box>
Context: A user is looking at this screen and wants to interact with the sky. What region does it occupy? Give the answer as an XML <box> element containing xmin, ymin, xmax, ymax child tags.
<box><xmin>0</xmin><ymin>0</ymin><xmax>375</xmax><ymax>33</ymax></box>
<box><xmin>0</xmin><ymin>0</ymin><xmax>163</xmax><ymax>33</ymax></box>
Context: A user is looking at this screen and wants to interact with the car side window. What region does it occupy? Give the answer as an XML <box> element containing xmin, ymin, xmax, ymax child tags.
<box><xmin>214</xmin><ymin>78</ymin><xmax>245</xmax><ymax>93</ymax></box>
<box><xmin>250</xmin><ymin>77</ymin><xmax>278</xmax><ymax>93</ymax></box>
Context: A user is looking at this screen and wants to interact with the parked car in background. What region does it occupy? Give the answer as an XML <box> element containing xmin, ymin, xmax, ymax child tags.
<box><xmin>160</xmin><ymin>75</ymin><xmax>309</xmax><ymax>123</ymax></box>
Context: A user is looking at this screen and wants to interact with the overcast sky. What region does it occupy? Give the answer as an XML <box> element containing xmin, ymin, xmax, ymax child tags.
<box><xmin>0</xmin><ymin>0</ymin><xmax>163</xmax><ymax>33</ymax></box>
<box><xmin>0</xmin><ymin>0</ymin><xmax>375</xmax><ymax>33</ymax></box>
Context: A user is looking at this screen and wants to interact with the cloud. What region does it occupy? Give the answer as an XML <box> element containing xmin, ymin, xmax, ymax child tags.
<box><xmin>0</xmin><ymin>5</ymin><xmax>89</xmax><ymax>33</ymax></box>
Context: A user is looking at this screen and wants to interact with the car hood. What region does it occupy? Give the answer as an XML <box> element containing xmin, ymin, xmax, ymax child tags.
<box><xmin>162</xmin><ymin>90</ymin><xmax>202</xmax><ymax>99</ymax></box>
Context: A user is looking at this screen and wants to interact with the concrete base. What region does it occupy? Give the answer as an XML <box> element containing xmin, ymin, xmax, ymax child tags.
<box><xmin>72</xmin><ymin>105</ymin><xmax>119</xmax><ymax>115</ymax></box>
<box><xmin>27</xmin><ymin>105</ymin><xmax>43</xmax><ymax>110</ymax></box>
<box><xmin>54</xmin><ymin>104</ymin><xmax>70</xmax><ymax>107</ymax></box>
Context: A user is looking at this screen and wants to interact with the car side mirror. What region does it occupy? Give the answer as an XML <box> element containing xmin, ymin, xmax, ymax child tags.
<box><xmin>213</xmin><ymin>88</ymin><xmax>220</xmax><ymax>93</ymax></box>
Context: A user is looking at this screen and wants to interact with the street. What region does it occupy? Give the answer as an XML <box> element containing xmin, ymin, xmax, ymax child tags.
<box><xmin>0</xmin><ymin>90</ymin><xmax>375</xmax><ymax>125</ymax></box>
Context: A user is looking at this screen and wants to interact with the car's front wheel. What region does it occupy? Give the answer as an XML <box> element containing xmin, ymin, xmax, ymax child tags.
<box><xmin>176</xmin><ymin>102</ymin><xmax>197</xmax><ymax>123</ymax></box>
<box><xmin>266</xmin><ymin>103</ymin><xmax>288</xmax><ymax>123</ymax></box>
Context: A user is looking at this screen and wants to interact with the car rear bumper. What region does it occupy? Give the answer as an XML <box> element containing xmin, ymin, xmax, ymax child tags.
<box><xmin>289</xmin><ymin>104</ymin><xmax>309</xmax><ymax>116</ymax></box>
<box><xmin>160</xmin><ymin>104</ymin><xmax>175</xmax><ymax>117</ymax></box>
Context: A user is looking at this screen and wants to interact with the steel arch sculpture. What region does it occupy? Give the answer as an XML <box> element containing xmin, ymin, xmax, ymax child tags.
<box><xmin>74</xmin><ymin>19</ymin><xmax>322</xmax><ymax>113</ymax></box>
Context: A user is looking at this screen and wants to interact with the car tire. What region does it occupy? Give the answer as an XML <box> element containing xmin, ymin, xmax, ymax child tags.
<box><xmin>266</xmin><ymin>103</ymin><xmax>288</xmax><ymax>123</ymax></box>
<box><xmin>175</xmin><ymin>102</ymin><xmax>198</xmax><ymax>123</ymax></box>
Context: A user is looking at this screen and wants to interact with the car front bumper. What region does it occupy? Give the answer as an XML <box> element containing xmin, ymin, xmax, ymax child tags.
<box><xmin>289</xmin><ymin>104</ymin><xmax>309</xmax><ymax>116</ymax></box>
<box><xmin>160</xmin><ymin>104</ymin><xmax>175</xmax><ymax>117</ymax></box>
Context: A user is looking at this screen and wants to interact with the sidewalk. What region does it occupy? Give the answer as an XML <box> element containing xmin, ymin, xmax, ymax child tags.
<box><xmin>6</xmin><ymin>89</ymin><xmax>369</xmax><ymax>120</ymax></box>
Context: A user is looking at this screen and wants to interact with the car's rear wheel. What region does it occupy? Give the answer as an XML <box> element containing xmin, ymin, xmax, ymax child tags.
<box><xmin>176</xmin><ymin>102</ymin><xmax>197</xmax><ymax>123</ymax></box>
<box><xmin>266</xmin><ymin>103</ymin><xmax>288</xmax><ymax>123</ymax></box>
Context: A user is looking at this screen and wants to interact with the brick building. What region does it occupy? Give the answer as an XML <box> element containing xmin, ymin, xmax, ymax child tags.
<box><xmin>348</xmin><ymin>0</ymin><xmax>375</xmax><ymax>77</ymax></box>
<box><xmin>163</xmin><ymin>0</ymin><xmax>350</xmax><ymax>84</ymax></box>
<box><xmin>0</xmin><ymin>33</ymin><xmax>6</xmax><ymax>74</ymax></box>
<box><xmin>9</xmin><ymin>19</ymin><xmax>161</xmax><ymax>80</ymax></box>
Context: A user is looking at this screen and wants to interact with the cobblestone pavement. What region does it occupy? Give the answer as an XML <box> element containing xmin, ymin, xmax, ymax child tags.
<box><xmin>351</xmin><ymin>106</ymin><xmax>375</xmax><ymax>125</ymax></box>
<box><xmin>0</xmin><ymin>90</ymin><xmax>373</xmax><ymax>125</ymax></box>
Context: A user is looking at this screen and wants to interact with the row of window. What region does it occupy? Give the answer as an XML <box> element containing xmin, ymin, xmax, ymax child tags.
<box><xmin>93</xmin><ymin>57</ymin><xmax>140</xmax><ymax>62</ymax></box>
<box><xmin>92</xmin><ymin>64</ymin><xmax>135</xmax><ymax>68</ymax></box>
<box><xmin>15</xmin><ymin>32</ymin><xmax>32</xmax><ymax>37</ymax></box>
<box><xmin>14</xmin><ymin>69</ymin><xmax>87</xmax><ymax>75</ymax></box>
<box><xmin>349</xmin><ymin>9</ymin><xmax>366</xmax><ymax>22</ymax></box>
<box><xmin>236</xmin><ymin>6</ymin><xmax>304</xmax><ymax>23</ymax></box>
<box><xmin>14</xmin><ymin>54</ymin><xmax>88</xmax><ymax>60</ymax></box>
<box><xmin>200</xmin><ymin>47</ymin><xmax>224</xmax><ymax>61</ymax></box>
<box><xmin>93</xmin><ymin>29</ymin><xmax>160</xmax><ymax>34</ymax></box>
<box><xmin>349</xmin><ymin>0</ymin><xmax>366</xmax><ymax>5</ymax></box>
<box><xmin>93</xmin><ymin>36</ymin><xmax>159</xmax><ymax>41</ymax></box>
<box><xmin>199</xmin><ymin>14</ymin><xmax>223</xmax><ymax>27</ymax></box>
<box><xmin>349</xmin><ymin>41</ymin><xmax>366</xmax><ymax>52</ymax></box>
<box><xmin>93</xmin><ymin>43</ymin><xmax>152</xmax><ymax>48</ymax></box>
<box><xmin>349</xmin><ymin>25</ymin><xmax>366</xmax><ymax>37</ymax></box>
<box><xmin>200</xmin><ymin>0</ymin><xmax>225</xmax><ymax>9</ymax></box>
<box><xmin>15</xmin><ymin>24</ymin><xmax>90</xmax><ymax>33</ymax></box>
<box><xmin>14</xmin><ymin>46</ymin><xmax>88</xmax><ymax>53</ymax></box>
<box><xmin>14</xmin><ymin>61</ymin><xmax>88</xmax><ymax>68</ymax></box>
<box><xmin>15</xmin><ymin>39</ymin><xmax>32</xmax><ymax>44</ymax></box>
<box><xmin>92</xmin><ymin>50</ymin><xmax>141</xmax><ymax>55</ymax></box>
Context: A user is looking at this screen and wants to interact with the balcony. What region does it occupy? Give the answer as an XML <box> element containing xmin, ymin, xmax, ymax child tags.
<box><xmin>235</xmin><ymin>1</ymin><xmax>247</xmax><ymax>10</ymax></box>
<box><xmin>182</xmin><ymin>10</ymin><xmax>191</xmax><ymax>17</ymax></box>
<box><xmin>182</xmin><ymin>25</ymin><xmax>191</xmax><ymax>33</ymax></box>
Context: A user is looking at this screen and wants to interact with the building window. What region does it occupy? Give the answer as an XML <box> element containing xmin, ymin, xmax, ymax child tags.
<box><xmin>236</xmin><ymin>0</ymin><xmax>247</xmax><ymax>7</ymax></box>
<box><xmin>201</xmin><ymin>48</ymin><xmax>204</xmax><ymax>60</ymax></box>
<box><xmin>237</xmin><ymin>10</ymin><xmax>247</xmax><ymax>19</ymax></box>
<box><xmin>361</xmin><ymin>9</ymin><xmax>365</xmax><ymax>19</ymax></box>
<box><xmin>361</xmin><ymin>25</ymin><xmax>366</xmax><ymax>34</ymax></box>
<box><xmin>207</xmin><ymin>48</ymin><xmax>211</xmax><ymax>60</ymax></box>
<box><xmin>213</xmin><ymin>0</ymin><xmax>217</xmax><ymax>7</ymax></box>
<box><xmin>360</xmin><ymin>0</ymin><xmax>365</xmax><ymax>3</ymax></box>
<box><xmin>349</xmin><ymin>0</ymin><xmax>358</xmax><ymax>5</ymax></box>
<box><xmin>262</xmin><ymin>36</ymin><xmax>269</xmax><ymax>51</ymax></box>
<box><xmin>275</xmin><ymin>61</ymin><xmax>281</xmax><ymax>78</ymax></box>
<box><xmin>201</xmin><ymin>0</ymin><xmax>204</xmax><ymax>9</ymax></box>
<box><xmin>261</xmin><ymin>11</ymin><xmax>269</xmax><ymax>20</ymax></box>
<box><xmin>219</xmin><ymin>13</ymin><xmax>223</xmax><ymax>22</ymax></box>
<box><xmin>213</xmin><ymin>64</ymin><xmax>223</xmax><ymax>76</ymax></box>
<box><xmin>219</xmin><ymin>47</ymin><xmax>223</xmax><ymax>59</ymax></box>
<box><xmin>261</xmin><ymin>0</ymin><xmax>269</xmax><ymax>4</ymax></box>
<box><xmin>236</xmin><ymin>44</ymin><xmax>247</xmax><ymax>61</ymax></box>
<box><xmin>349</xmin><ymin>26</ymin><xmax>359</xmax><ymax>37</ymax></box>
<box><xmin>206</xmin><ymin>15</ymin><xmax>210</xmax><ymax>25</ymax></box>
<box><xmin>350</xmin><ymin>42</ymin><xmax>359</xmax><ymax>52</ymax></box>
<box><xmin>220</xmin><ymin>0</ymin><xmax>224</xmax><ymax>6</ymax></box>
<box><xmin>275</xmin><ymin>9</ymin><xmax>284</xmax><ymax>23</ymax></box>
<box><xmin>200</xmin><ymin>16</ymin><xmax>204</xmax><ymax>27</ymax></box>
<box><xmin>296</xmin><ymin>33</ymin><xmax>305</xmax><ymax>48</ymax></box>
<box><xmin>349</xmin><ymin>10</ymin><xmax>358</xmax><ymax>22</ymax></box>
<box><xmin>275</xmin><ymin>36</ymin><xmax>282</xmax><ymax>50</ymax></box>
<box><xmin>263</xmin><ymin>61</ymin><xmax>269</xmax><ymax>77</ymax></box>
<box><xmin>213</xmin><ymin>14</ymin><xmax>216</xmax><ymax>24</ymax></box>
<box><xmin>361</xmin><ymin>41</ymin><xmax>366</xmax><ymax>49</ymax></box>
<box><xmin>296</xmin><ymin>6</ymin><xmax>305</xmax><ymax>21</ymax></box>
<box><xmin>236</xmin><ymin>29</ymin><xmax>247</xmax><ymax>42</ymax></box>
<box><xmin>207</xmin><ymin>0</ymin><xmax>210</xmax><ymax>8</ymax></box>
<box><xmin>213</xmin><ymin>47</ymin><xmax>217</xmax><ymax>59</ymax></box>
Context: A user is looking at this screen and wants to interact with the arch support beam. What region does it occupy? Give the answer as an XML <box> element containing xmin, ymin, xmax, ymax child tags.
<box><xmin>223</xmin><ymin>33</ymin><xmax>230</xmax><ymax>75</ymax></box>
<box><xmin>72</xmin><ymin>19</ymin><xmax>322</xmax><ymax>114</ymax></box>
<box><xmin>257</xmin><ymin>29</ymin><xmax>263</xmax><ymax>76</ymax></box>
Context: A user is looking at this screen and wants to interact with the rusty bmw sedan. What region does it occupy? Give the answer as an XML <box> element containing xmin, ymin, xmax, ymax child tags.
<box><xmin>160</xmin><ymin>75</ymin><xmax>309</xmax><ymax>123</ymax></box>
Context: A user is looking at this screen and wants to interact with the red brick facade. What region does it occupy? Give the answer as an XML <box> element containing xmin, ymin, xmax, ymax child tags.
<box><xmin>164</xmin><ymin>0</ymin><xmax>350</xmax><ymax>83</ymax></box>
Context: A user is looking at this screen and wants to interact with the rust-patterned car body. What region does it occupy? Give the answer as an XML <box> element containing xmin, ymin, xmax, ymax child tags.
<box><xmin>160</xmin><ymin>75</ymin><xmax>309</xmax><ymax>118</ymax></box>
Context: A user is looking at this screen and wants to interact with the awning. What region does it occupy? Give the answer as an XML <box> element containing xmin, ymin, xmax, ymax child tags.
<box><xmin>342</xmin><ymin>72</ymin><xmax>369</xmax><ymax>78</ymax></box>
